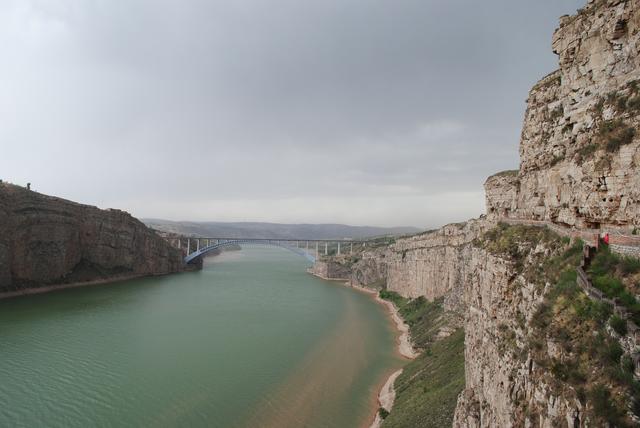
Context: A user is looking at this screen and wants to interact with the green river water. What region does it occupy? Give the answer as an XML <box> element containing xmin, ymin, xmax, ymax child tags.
<box><xmin>0</xmin><ymin>247</ymin><xmax>403</xmax><ymax>427</ymax></box>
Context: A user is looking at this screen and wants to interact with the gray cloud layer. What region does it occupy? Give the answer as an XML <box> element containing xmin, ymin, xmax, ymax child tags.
<box><xmin>1</xmin><ymin>0</ymin><xmax>584</xmax><ymax>227</ymax></box>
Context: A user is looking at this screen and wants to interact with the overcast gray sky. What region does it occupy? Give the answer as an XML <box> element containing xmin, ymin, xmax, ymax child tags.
<box><xmin>1</xmin><ymin>0</ymin><xmax>584</xmax><ymax>228</ymax></box>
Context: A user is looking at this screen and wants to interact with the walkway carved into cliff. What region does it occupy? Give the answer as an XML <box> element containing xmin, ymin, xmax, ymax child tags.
<box><xmin>497</xmin><ymin>217</ymin><xmax>640</xmax><ymax>258</ymax></box>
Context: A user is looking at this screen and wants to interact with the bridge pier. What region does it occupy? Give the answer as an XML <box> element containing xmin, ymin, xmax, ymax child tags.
<box><xmin>325</xmin><ymin>242</ymin><xmax>328</xmax><ymax>255</ymax></box>
<box><xmin>187</xmin><ymin>238</ymin><xmax>191</xmax><ymax>255</ymax></box>
<box><xmin>337</xmin><ymin>242</ymin><xmax>341</xmax><ymax>256</ymax></box>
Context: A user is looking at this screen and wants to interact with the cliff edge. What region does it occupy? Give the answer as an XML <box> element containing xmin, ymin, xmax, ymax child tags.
<box><xmin>0</xmin><ymin>183</ymin><xmax>186</xmax><ymax>295</ymax></box>
<box><xmin>314</xmin><ymin>1</ymin><xmax>640</xmax><ymax>426</ymax></box>
<box><xmin>486</xmin><ymin>0</ymin><xmax>640</xmax><ymax>231</ymax></box>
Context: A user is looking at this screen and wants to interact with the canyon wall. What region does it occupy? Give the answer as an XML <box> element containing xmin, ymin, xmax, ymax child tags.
<box><xmin>348</xmin><ymin>220</ymin><xmax>494</xmax><ymax>312</ymax></box>
<box><xmin>314</xmin><ymin>1</ymin><xmax>640</xmax><ymax>426</ymax></box>
<box><xmin>0</xmin><ymin>183</ymin><xmax>186</xmax><ymax>294</ymax></box>
<box><xmin>452</xmin><ymin>244</ymin><xmax>581</xmax><ymax>427</ymax></box>
<box><xmin>456</xmin><ymin>2</ymin><xmax>640</xmax><ymax>425</ymax></box>
<box><xmin>486</xmin><ymin>0</ymin><xmax>640</xmax><ymax>230</ymax></box>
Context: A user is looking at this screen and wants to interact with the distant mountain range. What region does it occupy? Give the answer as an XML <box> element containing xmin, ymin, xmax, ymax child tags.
<box><xmin>142</xmin><ymin>219</ymin><xmax>422</xmax><ymax>240</ymax></box>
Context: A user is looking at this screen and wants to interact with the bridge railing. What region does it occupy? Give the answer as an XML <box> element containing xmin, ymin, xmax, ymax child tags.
<box><xmin>164</xmin><ymin>236</ymin><xmax>368</xmax><ymax>263</ymax></box>
<box><xmin>180</xmin><ymin>239</ymin><xmax>320</xmax><ymax>264</ymax></box>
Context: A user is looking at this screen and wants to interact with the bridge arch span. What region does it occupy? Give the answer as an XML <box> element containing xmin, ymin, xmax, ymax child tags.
<box><xmin>184</xmin><ymin>239</ymin><xmax>316</xmax><ymax>264</ymax></box>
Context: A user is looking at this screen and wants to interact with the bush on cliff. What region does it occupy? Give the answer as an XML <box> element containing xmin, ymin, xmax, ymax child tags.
<box><xmin>588</xmin><ymin>245</ymin><xmax>640</xmax><ymax>325</ymax></box>
<box><xmin>522</xmin><ymin>237</ymin><xmax>639</xmax><ymax>424</ymax></box>
<box><xmin>609</xmin><ymin>314</ymin><xmax>628</xmax><ymax>336</ymax></box>
<box><xmin>597</xmin><ymin>119</ymin><xmax>636</xmax><ymax>152</ymax></box>
<box><xmin>479</xmin><ymin>223</ymin><xmax>583</xmax><ymax>284</ymax></box>
<box><xmin>481</xmin><ymin>225</ymin><xmax>637</xmax><ymax>424</ymax></box>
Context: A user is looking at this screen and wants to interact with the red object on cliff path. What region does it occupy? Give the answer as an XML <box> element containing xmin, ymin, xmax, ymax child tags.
<box><xmin>603</xmin><ymin>233</ymin><xmax>610</xmax><ymax>245</ymax></box>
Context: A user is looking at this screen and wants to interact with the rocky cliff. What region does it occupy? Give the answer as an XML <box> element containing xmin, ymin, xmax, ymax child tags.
<box><xmin>0</xmin><ymin>183</ymin><xmax>186</xmax><ymax>294</ymax></box>
<box><xmin>486</xmin><ymin>0</ymin><xmax>640</xmax><ymax>231</ymax></box>
<box><xmin>452</xmin><ymin>227</ymin><xmax>586</xmax><ymax>427</ymax></box>
<box><xmin>347</xmin><ymin>220</ymin><xmax>494</xmax><ymax>313</ymax></box>
<box><xmin>454</xmin><ymin>2</ymin><xmax>640</xmax><ymax>424</ymax></box>
<box><xmin>314</xmin><ymin>1</ymin><xmax>640</xmax><ymax>426</ymax></box>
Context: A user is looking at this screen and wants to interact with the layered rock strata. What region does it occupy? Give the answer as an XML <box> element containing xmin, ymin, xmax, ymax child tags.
<box><xmin>314</xmin><ymin>1</ymin><xmax>640</xmax><ymax>426</ymax></box>
<box><xmin>486</xmin><ymin>0</ymin><xmax>640</xmax><ymax>230</ymax></box>
<box><xmin>348</xmin><ymin>220</ymin><xmax>494</xmax><ymax>313</ymax></box>
<box><xmin>0</xmin><ymin>183</ymin><xmax>186</xmax><ymax>294</ymax></box>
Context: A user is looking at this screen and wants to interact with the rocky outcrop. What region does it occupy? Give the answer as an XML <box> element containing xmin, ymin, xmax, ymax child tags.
<box><xmin>0</xmin><ymin>183</ymin><xmax>186</xmax><ymax>294</ymax></box>
<box><xmin>350</xmin><ymin>247</ymin><xmax>389</xmax><ymax>288</ymax></box>
<box><xmin>385</xmin><ymin>220</ymin><xmax>492</xmax><ymax>312</ymax></box>
<box><xmin>486</xmin><ymin>0</ymin><xmax>640</xmax><ymax>231</ymax></box>
<box><xmin>309</xmin><ymin>259</ymin><xmax>352</xmax><ymax>280</ymax></box>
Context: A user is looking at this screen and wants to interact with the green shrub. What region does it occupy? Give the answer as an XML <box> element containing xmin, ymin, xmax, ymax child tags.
<box><xmin>627</xmin><ymin>96</ymin><xmax>640</xmax><ymax>111</ymax></box>
<box><xmin>379</xmin><ymin>290</ymin><xmax>405</xmax><ymax>306</ymax></box>
<box><xmin>593</xmin><ymin>275</ymin><xmax>625</xmax><ymax>296</ymax></box>
<box><xmin>576</xmin><ymin>144</ymin><xmax>597</xmax><ymax>163</ymax></box>
<box><xmin>620</xmin><ymin>256</ymin><xmax>640</xmax><ymax>275</ymax></box>
<box><xmin>549</xmin><ymin>106</ymin><xmax>564</xmax><ymax>120</ymax></box>
<box><xmin>590</xmin><ymin>385</ymin><xmax>626</xmax><ymax>425</ymax></box>
<box><xmin>618</xmin><ymin>290</ymin><xmax>637</xmax><ymax>307</ymax></box>
<box><xmin>621</xmin><ymin>356</ymin><xmax>635</xmax><ymax>374</ymax></box>
<box><xmin>588</xmin><ymin>246</ymin><xmax>640</xmax><ymax>323</ymax></box>
<box><xmin>598</xmin><ymin>119</ymin><xmax>636</xmax><ymax>152</ymax></box>
<box><xmin>531</xmin><ymin>303</ymin><xmax>551</xmax><ymax>330</ymax></box>
<box><xmin>604</xmin><ymin>341</ymin><xmax>623</xmax><ymax>364</ymax></box>
<box><xmin>551</xmin><ymin>359</ymin><xmax>586</xmax><ymax>383</ymax></box>
<box><xmin>609</xmin><ymin>315</ymin><xmax>628</xmax><ymax>336</ymax></box>
<box><xmin>574</xmin><ymin>299</ymin><xmax>612</xmax><ymax>325</ymax></box>
<box><xmin>606</xmin><ymin>127</ymin><xmax>636</xmax><ymax>152</ymax></box>
<box><xmin>378</xmin><ymin>407</ymin><xmax>390</xmax><ymax>419</ymax></box>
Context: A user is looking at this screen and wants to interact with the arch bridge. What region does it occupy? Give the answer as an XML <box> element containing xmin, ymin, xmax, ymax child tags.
<box><xmin>165</xmin><ymin>237</ymin><xmax>367</xmax><ymax>265</ymax></box>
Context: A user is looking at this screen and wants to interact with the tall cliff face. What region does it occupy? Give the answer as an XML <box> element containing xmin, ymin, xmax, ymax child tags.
<box><xmin>456</xmin><ymin>1</ymin><xmax>640</xmax><ymax>425</ymax></box>
<box><xmin>349</xmin><ymin>220</ymin><xmax>494</xmax><ymax>313</ymax></box>
<box><xmin>312</xmin><ymin>1</ymin><xmax>640</xmax><ymax>426</ymax></box>
<box><xmin>0</xmin><ymin>183</ymin><xmax>185</xmax><ymax>294</ymax></box>
<box><xmin>486</xmin><ymin>0</ymin><xmax>640</xmax><ymax>230</ymax></box>
<box><xmin>453</xmin><ymin>234</ymin><xmax>581</xmax><ymax>427</ymax></box>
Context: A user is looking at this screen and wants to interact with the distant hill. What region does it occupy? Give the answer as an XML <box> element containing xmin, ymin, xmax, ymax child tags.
<box><xmin>142</xmin><ymin>219</ymin><xmax>422</xmax><ymax>240</ymax></box>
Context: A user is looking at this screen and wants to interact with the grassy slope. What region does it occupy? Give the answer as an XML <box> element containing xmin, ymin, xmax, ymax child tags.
<box><xmin>379</xmin><ymin>293</ymin><xmax>465</xmax><ymax>427</ymax></box>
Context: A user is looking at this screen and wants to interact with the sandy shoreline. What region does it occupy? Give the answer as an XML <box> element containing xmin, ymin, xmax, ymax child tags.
<box><xmin>307</xmin><ymin>270</ymin><xmax>418</xmax><ymax>427</ymax></box>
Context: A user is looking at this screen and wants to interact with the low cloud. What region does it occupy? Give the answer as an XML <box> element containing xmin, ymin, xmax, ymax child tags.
<box><xmin>0</xmin><ymin>0</ymin><xmax>584</xmax><ymax>227</ymax></box>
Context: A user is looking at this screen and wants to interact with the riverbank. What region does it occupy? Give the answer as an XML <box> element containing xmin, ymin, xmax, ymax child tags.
<box><xmin>0</xmin><ymin>273</ymin><xmax>153</xmax><ymax>300</ymax></box>
<box><xmin>307</xmin><ymin>270</ymin><xmax>418</xmax><ymax>427</ymax></box>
